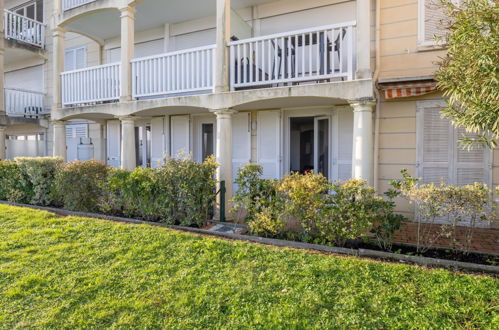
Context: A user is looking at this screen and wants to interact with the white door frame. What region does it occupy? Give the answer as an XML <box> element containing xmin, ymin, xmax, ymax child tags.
<box><xmin>282</xmin><ymin>107</ymin><xmax>335</xmax><ymax>177</ymax></box>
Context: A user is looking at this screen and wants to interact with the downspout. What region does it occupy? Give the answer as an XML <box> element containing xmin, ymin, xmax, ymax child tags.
<box><xmin>373</xmin><ymin>0</ymin><xmax>381</xmax><ymax>192</ymax></box>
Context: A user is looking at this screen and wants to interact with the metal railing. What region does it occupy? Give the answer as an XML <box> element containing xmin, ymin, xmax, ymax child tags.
<box><xmin>4</xmin><ymin>10</ymin><xmax>45</xmax><ymax>48</ymax></box>
<box><xmin>228</xmin><ymin>22</ymin><xmax>356</xmax><ymax>90</ymax></box>
<box><xmin>61</xmin><ymin>62</ymin><xmax>121</xmax><ymax>107</ymax></box>
<box><xmin>62</xmin><ymin>0</ymin><xmax>98</xmax><ymax>11</ymax></box>
<box><xmin>132</xmin><ymin>45</ymin><xmax>216</xmax><ymax>99</ymax></box>
<box><xmin>4</xmin><ymin>88</ymin><xmax>47</xmax><ymax>118</ymax></box>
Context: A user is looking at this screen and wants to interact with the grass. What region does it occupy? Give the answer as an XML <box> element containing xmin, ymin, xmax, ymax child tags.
<box><xmin>0</xmin><ymin>205</ymin><xmax>497</xmax><ymax>329</ymax></box>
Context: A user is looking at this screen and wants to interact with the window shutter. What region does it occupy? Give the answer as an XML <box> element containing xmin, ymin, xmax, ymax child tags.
<box><xmin>170</xmin><ymin>115</ymin><xmax>190</xmax><ymax>159</ymax></box>
<box><xmin>454</xmin><ymin>127</ymin><xmax>490</xmax><ymax>186</ymax></box>
<box><xmin>257</xmin><ymin>111</ymin><xmax>281</xmax><ymax>179</ymax></box>
<box><xmin>232</xmin><ymin>112</ymin><xmax>251</xmax><ymax>192</ymax></box>
<box><xmin>423</xmin><ymin>0</ymin><xmax>447</xmax><ymax>42</ymax></box>
<box><xmin>417</xmin><ymin>102</ymin><xmax>452</xmax><ymax>184</ymax></box>
<box><xmin>64</xmin><ymin>50</ymin><xmax>76</xmax><ymax>72</ymax></box>
<box><xmin>336</xmin><ymin>109</ymin><xmax>353</xmax><ymax>181</ymax></box>
<box><xmin>150</xmin><ymin>117</ymin><xmax>165</xmax><ymax>168</ymax></box>
<box><xmin>107</xmin><ymin>120</ymin><xmax>121</xmax><ymax>168</ymax></box>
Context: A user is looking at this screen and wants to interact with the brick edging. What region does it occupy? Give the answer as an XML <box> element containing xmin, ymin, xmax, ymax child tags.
<box><xmin>1</xmin><ymin>201</ymin><xmax>498</xmax><ymax>275</ymax></box>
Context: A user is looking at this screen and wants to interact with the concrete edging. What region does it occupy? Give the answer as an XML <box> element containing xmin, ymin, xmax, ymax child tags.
<box><xmin>1</xmin><ymin>201</ymin><xmax>498</xmax><ymax>275</ymax></box>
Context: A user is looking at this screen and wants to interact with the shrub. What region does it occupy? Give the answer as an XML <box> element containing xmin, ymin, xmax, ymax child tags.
<box><xmin>0</xmin><ymin>161</ymin><xmax>31</xmax><ymax>203</ymax></box>
<box><xmin>232</xmin><ymin>164</ymin><xmax>277</xmax><ymax>223</ymax></box>
<box><xmin>155</xmin><ymin>155</ymin><xmax>218</xmax><ymax>227</ymax></box>
<box><xmin>53</xmin><ymin>160</ymin><xmax>110</xmax><ymax>212</ymax></box>
<box><xmin>100</xmin><ymin>155</ymin><xmax>218</xmax><ymax>227</ymax></box>
<box><xmin>15</xmin><ymin>157</ymin><xmax>62</xmax><ymax>206</ymax></box>
<box><xmin>391</xmin><ymin>169</ymin><xmax>495</xmax><ymax>253</ymax></box>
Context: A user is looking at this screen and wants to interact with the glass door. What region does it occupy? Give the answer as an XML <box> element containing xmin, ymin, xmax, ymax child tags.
<box><xmin>314</xmin><ymin>117</ymin><xmax>329</xmax><ymax>178</ymax></box>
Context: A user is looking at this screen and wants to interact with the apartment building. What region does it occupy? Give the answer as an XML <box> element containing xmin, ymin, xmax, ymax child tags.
<box><xmin>0</xmin><ymin>0</ymin><xmax>497</xmax><ymax>236</ymax></box>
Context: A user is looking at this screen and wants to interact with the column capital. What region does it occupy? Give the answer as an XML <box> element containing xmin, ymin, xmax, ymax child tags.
<box><xmin>53</xmin><ymin>120</ymin><xmax>66</xmax><ymax>126</ymax></box>
<box><xmin>52</xmin><ymin>26</ymin><xmax>66</xmax><ymax>37</ymax></box>
<box><xmin>118</xmin><ymin>116</ymin><xmax>136</xmax><ymax>123</ymax></box>
<box><xmin>210</xmin><ymin>109</ymin><xmax>238</xmax><ymax>116</ymax></box>
<box><xmin>349</xmin><ymin>98</ymin><xmax>376</xmax><ymax>111</ymax></box>
<box><xmin>119</xmin><ymin>6</ymin><xmax>137</xmax><ymax>18</ymax></box>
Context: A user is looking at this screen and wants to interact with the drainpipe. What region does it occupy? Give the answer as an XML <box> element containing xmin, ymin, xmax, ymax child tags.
<box><xmin>373</xmin><ymin>0</ymin><xmax>381</xmax><ymax>193</ymax></box>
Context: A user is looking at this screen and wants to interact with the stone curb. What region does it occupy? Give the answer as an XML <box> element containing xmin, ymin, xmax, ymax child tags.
<box><xmin>1</xmin><ymin>201</ymin><xmax>498</xmax><ymax>275</ymax></box>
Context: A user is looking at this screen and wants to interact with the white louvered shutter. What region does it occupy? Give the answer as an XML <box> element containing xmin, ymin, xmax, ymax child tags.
<box><xmin>337</xmin><ymin>109</ymin><xmax>353</xmax><ymax>181</ymax></box>
<box><xmin>150</xmin><ymin>117</ymin><xmax>165</xmax><ymax>168</ymax></box>
<box><xmin>107</xmin><ymin>120</ymin><xmax>121</xmax><ymax>167</ymax></box>
<box><xmin>171</xmin><ymin>115</ymin><xmax>190</xmax><ymax>159</ymax></box>
<box><xmin>66</xmin><ymin>124</ymin><xmax>88</xmax><ymax>161</ymax></box>
<box><xmin>257</xmin><ymin>111</ymin><xmax>281</xmax><ymax>179</ymax></box>
<box><xmin>454</xmin><ymin>127</ymin><xmax>490</xmax><ymax>186</ymax></box>
<box><xmin>417</xmin><ymin>103</ymin><xmax>452</xmax><ymax>184</ymax></box>
<box><xmin>423</xmin><ymin>0</ymin><xmax>447</xmax><ymax>43</ymax></box>
<box><xmin>232</xmin><ymin>112</ymin><xmax>251</xmax><ymax>192</ymax></box>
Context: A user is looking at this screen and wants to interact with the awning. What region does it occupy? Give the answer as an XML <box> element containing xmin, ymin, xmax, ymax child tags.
<box><xmin>380</xmin><ymin>81</ymin><xmax>438</xmax><ymax>100</ymax></box>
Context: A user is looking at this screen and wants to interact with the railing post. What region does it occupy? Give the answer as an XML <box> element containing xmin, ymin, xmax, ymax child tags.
<box><xmin>215</xmin><ymin>0</ymin><xmax>231</xmax><ymax>93</ymax></box>
<box><xmin>356</xmin><ymin>0</ymin><xmax>372</xmax><ymax>79</ymax></box>
<box><xmin>119</xmin><ymin>6</ymin><xmax>136</xmax><ymax>102</ymax></box>
<box><xmin>52</xmin><ymin>27</ymin><xmax>65</xmax><ymax>109</ymax></box>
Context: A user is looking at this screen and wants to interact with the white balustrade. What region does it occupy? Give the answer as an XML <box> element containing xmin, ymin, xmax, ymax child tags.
<box><xmin>62</xmin><ymin>0</ymin><xmax>98</xmax><ymax>11</ymax></box>
<box><xmin>132</xmin><ymin>45</ymin><xmax>216</xmax><ymax>99</ymax></box>
<box><xmin>61</xmin><ymin>63</ymin><xmax>121</xmax><ymax>107</ymax></box>
<box><xmin>4</xmin><ymin>88</ymin><xmax>47</xmax><ymax>118</ymax></box>
<box><xmin>4</xmin><ymin>10</ymin><xmax>45</xmax><ymax>48</ymax></box>
<box><xmin>229</xmin><ymin>22</ymin><xmax>356</xmax><ymax>90</ymax></box>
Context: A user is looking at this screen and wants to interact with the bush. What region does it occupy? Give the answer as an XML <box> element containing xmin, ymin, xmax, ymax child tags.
<box><xmin>100</xmin><ymin>155</ymin><xmax>218</xmax><ymax>227</ymax></box>
<box><xmin>391</xmin><ymin>169</ymin><xmax>494</xmax><ymax>253</ymax></box>
<box><xmin>0</xmin><ymin>161</ymin><xmax>31</xmax><ymax>203</ymax></box>
<box><xmin>15</xmin><ymin>157</ymin><xmax>62</xmax><ymax>206</ymax></box>
<box><xmin>53</xmin><ymin>160</ymin><xmax>110</xmax><ymax>212</ymax></box>
<box><xmin>233</xmin><ymin>166</ymin><xmax>404</xmax><ymax>247</ymax></box>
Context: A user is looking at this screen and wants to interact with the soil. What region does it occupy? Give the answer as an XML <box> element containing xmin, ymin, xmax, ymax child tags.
<box><xmin>345</xmin><ymin>240</ymin><xmax>499</xmax><ymax>266</ymax></box>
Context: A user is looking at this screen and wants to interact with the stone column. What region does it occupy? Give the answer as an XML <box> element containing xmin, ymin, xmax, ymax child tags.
<box><xmin>215</xmin><ymin>0</ymin><xmax>231</xmax><ymax>93</ymax></box>
<box><xmin>53</xmin><ymin>120</ymin><xmax>67</xmax><ymax>161</ymax></box>
<box><xmin>52</xmin><ymin>27</ymin><xmax>65</xmax><ymax>109</ymax></box>
<box><xmin>350</xmin><ymin>100</ymin><xmax>375</xmax><ymax>186</ymax></box>
<box><xmin>120</xmin><ymin>6</ymin><xmax>136</xmax><ymax>102</ymax></box>
<box><xmin>214</xmin><ymin>109</ymin><xmax>236</xmax><ymax>217</ymax></box>
<box><xmin>356</xmin><ymin>0</ymin><xmax>372</xmax><ymax>79</ymax></box>
<box><xmin>0</xmin><ymin>126</ymin><xmax>6</xmax><ymax>160</ymax></box>
<box><xmin>120</xmin><ymin>116</ymin><xmax>136</xmax><ymax>170</ymax></box>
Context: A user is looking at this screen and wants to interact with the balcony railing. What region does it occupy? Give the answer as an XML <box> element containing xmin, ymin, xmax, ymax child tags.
<box><xmin>63</xmin><ymin>0</ymin><xmax>98</xmax><ymax>11</ymax></box>
<box><xmin>132</xmin><ymin>45</ymin><xmax>216</xmax><ymax>99</ymax></box>
<box><xmin>228</xmin><ymin>22</ymin><xmax>356</xmax><ymax>90</ymax></box>
<box><xmin>4</xmin><ymin>10</ymin><xmax>45</xmax><ymax>48</ymax></box>
<box><xmin>61</xmin><ymin>62</ymin><xmax>121</xmax><ymax>107</ymax></box>
<box><xmin>4</xmin><ymin>88</ymin><xmax>47</xmax><ymax>118</ymax></box>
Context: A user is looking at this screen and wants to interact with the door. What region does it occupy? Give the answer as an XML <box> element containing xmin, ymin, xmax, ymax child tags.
<box><xmin>107</xmin><ymin>120</ymin><xmax>121</xmax><ymax>167</ymax></box>
<box><xmin>171</xmin><ymin>115</ymin><xmax>190</xmax><ymax>158</ymax></box>
<box><xmin>150</xmin><ymin>117</ymin><xmax>165</xmax><ymax>168</ymax></box>
<box><xmin>257</xmin><ymin>111</ymin><xmax>281</xmax><ymax>179</ymax></box>
<box><xmin>66</xmin><ymin>124</ymin><xmax>88</xmax><ymax>162</ymax></box>
<box><xmin>314</xmin><ymin>117</ymin><xmax>329</xmax><ymax>178</ymax></box>
<box><xmin>193</xmin><ymin>115</ymin><xmax>216</xmax><ymax>163</ymax></box>
<box><xmin>232</xmin><ymin>112</ymin><xmax>251</xmax><ymax>192</ymax></box>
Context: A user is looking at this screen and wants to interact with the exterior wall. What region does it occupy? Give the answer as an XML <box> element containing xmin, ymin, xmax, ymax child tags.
<box><xmin>379</xmin><ymin>0</ymin><xmax>445</xmax><ymax>80</ymax></box>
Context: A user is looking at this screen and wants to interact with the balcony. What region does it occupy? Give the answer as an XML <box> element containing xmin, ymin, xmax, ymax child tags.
<box><xmin>229</xmin><ymin>22</ymin><xmax>356</xmax><ymax>90</ymax></box>
<box><xmin>62</xmin><ymin>0</ymin><xmax>98</xmax><ymax>12</ymax></box>
<box><xmin>59</xmin><ymin>22</ymin><xmax>357</xmax><ymax>108</ymax></box>
<box><xmin>4</xmin><ymin>10</ymin><xmax>45</xmax><ymax>48</ymax></box>
<box><xmin>61</xmin><ymin>62</ymin><xmax>121</xmax><ymax>107</ymax></box>
<box><xmin>4</xmin><ymin>88</ymin><xmax>47</xmax><ymax>118</ymax></box>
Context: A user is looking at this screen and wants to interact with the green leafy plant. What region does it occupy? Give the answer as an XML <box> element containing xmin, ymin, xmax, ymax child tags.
<box><xmin>15</xmin><ymin>157</ymin><xmax>62</xmax><ymax>206</ymax></box>
<box><xmin>53</xmin><ymin>160</ymin><xmax>110</xmax><ymax>212</ymax></box>
<box><xmin>0</xmin><ymin>161</ymin><xmax>30</xmax><ymax>203</ymax></box>
<box><xmin>391</xmin><ymin>169</ymin><xmax>494</xmax><ymax>253</ymax></box>
<box><xmin>436</xmin><ymin>0</ymin><xmax>499</xmax><ymax>148</ymax></box>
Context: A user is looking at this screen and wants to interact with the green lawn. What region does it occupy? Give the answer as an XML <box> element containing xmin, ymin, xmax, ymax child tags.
<box><xmin>0</xmin><ymin>205</ymin><xmax>497</xmax><ymax>329</ymax></box>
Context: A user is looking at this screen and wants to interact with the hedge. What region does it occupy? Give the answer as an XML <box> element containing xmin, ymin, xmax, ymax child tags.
<box><xmin>0</xmin><ymin>157</ymin><xmax>218</xmax><ymax>228</ymax></box>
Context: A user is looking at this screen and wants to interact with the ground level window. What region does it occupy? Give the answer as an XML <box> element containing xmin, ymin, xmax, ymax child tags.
<box><xmin>202</xmin><ymin>123</ymin><xmax>214</xmax><ymax>161</ymax></box>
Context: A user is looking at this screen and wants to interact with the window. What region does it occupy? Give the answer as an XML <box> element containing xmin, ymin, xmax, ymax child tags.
<box><xmin>64</xmin><ymin>47</ymin><xmax>87</xmax><ymax>71</ymax></box>
<box><xmin>11</xmin><ymin>0</ymin><xmax>43</xmax><ymax>22</ymax></box>
<box><xmin>416</xmin><ymin>100</ymin><xmax>491</xmax><ymax>187</ymax></box>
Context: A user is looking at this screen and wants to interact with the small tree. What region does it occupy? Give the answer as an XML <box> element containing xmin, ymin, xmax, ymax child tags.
<box><xmin>436</xmin><ymin>0</ymin><xmax>498</xmax><ymax>148</ymax></box>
